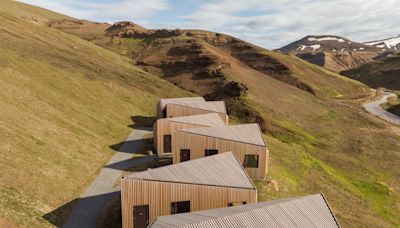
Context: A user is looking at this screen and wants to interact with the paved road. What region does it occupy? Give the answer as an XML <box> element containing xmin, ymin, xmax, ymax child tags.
<box><xmin>62</xmin><ymin>127</ymin><xmax>153</xmax><ymax>228</ymax></box>
<box><xmin>363</xmin><ymin>92</ymin><xmax>400</xmax><ymax>126</ymax></box>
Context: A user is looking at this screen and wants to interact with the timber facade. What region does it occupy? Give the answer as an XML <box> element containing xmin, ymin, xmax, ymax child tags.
<box><xmin>172</xmin><ymin>124</ymin><xmax>268</xmax><ymax>179</ymax></box>
<box><xmin>121</xmin><ymin>152</ymin><xmax>257</xmax><ymax>228</ymax></box>
<box><xmin>153</xmin><ymin>113</ymin><xmax>226</xmax><ymax>154</ymax></box>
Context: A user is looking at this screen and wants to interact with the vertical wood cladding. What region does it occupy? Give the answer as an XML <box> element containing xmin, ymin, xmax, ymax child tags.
<box><xmin>121</xmin><ymin>179</ymin><xmax>257</xmax><ymax>228</ymax></box>
<box><xmin>172</xmin><ymin>131</ymin><xmax>268</xmax><ymax>179</ymax></box>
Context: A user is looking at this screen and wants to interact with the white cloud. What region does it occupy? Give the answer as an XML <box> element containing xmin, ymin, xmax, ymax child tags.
<box><xmin>18</xmin><ymin>0</ymin><xmax>169</xmax><ymax>22</ymax></box>
<box><xmin>17</xmin><ymin>0</ymin><xmax>400</xmax><ymax>49</ymax></box>
<box><xmin>178</xmin><ymin>0</ymin><xmax>400</xmax><ymax>48</ymax></box>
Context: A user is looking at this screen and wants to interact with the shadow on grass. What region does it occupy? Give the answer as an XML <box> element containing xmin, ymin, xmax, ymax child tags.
<box><xmin>109</xmin><ymin>139</ymin><xmax>150</xmax><ymax>154</ymax></box>
<box><xmin>43</xmin><ymin>191</ymin><xmax>120</xmax><ymax>228</ymax></box>
<box><xmin>128</xmin><ymin>115</ymin><xmax>156</xmax><ymax>129</ymax></box>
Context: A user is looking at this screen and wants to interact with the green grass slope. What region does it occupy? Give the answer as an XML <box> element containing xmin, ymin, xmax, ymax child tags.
<box><xmin>55</xmin><ymin>20</ymin><xmax>400</xmax><ymax>227</ymax></box>
<box><xmin>0</xmin><ymin>1</ymin><xmax>190</xmax><ymax>227</ymax></box>
<box><xmin>1</xmin><ymin>1</ymin><xmax>400</xmax><ymax>228</ymax></box>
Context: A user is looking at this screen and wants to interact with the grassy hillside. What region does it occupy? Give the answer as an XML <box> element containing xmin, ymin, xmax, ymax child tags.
<box><xmin>53</xmin><ymin>20</ymin><xmax>400</xmax><ymax>227</ymax></box>
<box><xmin>1</xmin><ymin>1</ymin><xmax>400</xmax><ymax>228</ymax></box>
<box><xmin>342</xmin><ymin>53</ymin><xmax>400</xmax><ymax>90</ymax></box>
<box><xmin>0</xmin><ymin>1</ymin><xmax>190</xmax><ymax>227</ymax></box>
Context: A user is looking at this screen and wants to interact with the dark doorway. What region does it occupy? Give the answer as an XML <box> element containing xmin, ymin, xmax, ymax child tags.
<box><xmin>162</xmin><ymin>108</ymin><xmax>167</xmax><ymax>118</ymax></box>
<box><xmin>163</xmin><ymin>135</ymin><xmax>172</xmax><ymax>153</ymax></box>
<box><xmin>171</xmin><ymin>201</ymin><xmax>191</xmax><ymax>214</ymax></box>
<box><xmin>134</xmin><ymin>205</ymin><xmax>149</xmax><ymax>228</ymax></box>
<box><xmin>180</xmin><ymin>149</ymin><xmax>190</xmax><ymax>162</ymax></box>
<box><xmin>205</xmin><ymin>149</ymin><xmax>218</xmax><ymax>156</ymax></box>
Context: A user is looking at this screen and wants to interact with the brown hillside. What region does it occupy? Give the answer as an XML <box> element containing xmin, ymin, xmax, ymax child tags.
<box><xmin>0</xmin><ymin>3</ymin><xmax>399</xmax><ymax>227</ymax></box>
<box><xmin>51</xmin><ymin>20</ymin><xmax>400</xmax><ymax>227</ymax></box>
<box><xmin>297</xmin><ymin>51</ymin><xmax>378</xmax><ymax>72</ymax></box>
<box><xmin>342</xmin><ymin>53</ymin><xmax>400</xmax><ymax>90</ymax></box>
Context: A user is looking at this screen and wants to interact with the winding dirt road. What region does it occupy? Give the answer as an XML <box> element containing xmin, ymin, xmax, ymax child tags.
<box><xmin>362</xmin><ymin>92</ymin><xmax>400</xmax><ymax>126</ymax></box>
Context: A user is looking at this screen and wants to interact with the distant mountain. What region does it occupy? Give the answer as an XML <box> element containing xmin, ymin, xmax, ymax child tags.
<box><xmin>278</xmin><ymin>35</ymin><xmax>380</xmax><ymax>54</ymax></box>
<box><xmin>2</xmin><ymin>1</ymin><xmax>400</xmax><ymax>227</ymax></box>
<box><xmin>277</xmin><ymin>35</ymin><xmax>381</xmax><ymax>73</ymax></box>
<box><xmin>364</xmin><ymin>35</ymin><xmax>400</xmax><ymax>51</ymax></box>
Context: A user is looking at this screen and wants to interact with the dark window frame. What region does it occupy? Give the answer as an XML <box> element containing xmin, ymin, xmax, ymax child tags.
<box><xmin>205</xmin><ymin>149</ymin><xmax>218</xmax><ymax>156</ymax></box>
<box><xmin>171</xmin><ymin>201</ymin><xmax>191</xmax><ymax>214</ymax></box>
<box><xmin>244</xmin><ymin>154</ymin><xmax>259</xmax><ymax>168</ymax></box>
<box><xmin>227</xmin><ymin>201</ymin><xmax>247</xmax><ymax>207</ymax></box>
<box><xmin>180</xmin><ymin>149</ymin><xmax>190</xmax><ymax>162</ymax></box>
<box><xmin>163</xmin><ymin>134</ymin><xmax>172</xmax><ymax>153</ymax></box>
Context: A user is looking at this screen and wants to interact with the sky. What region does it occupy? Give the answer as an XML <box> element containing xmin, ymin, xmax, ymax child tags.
<box><xmin>18</xmin><ymin>0</ymin><xmax>400</xmax><ymax>49</ymax></box>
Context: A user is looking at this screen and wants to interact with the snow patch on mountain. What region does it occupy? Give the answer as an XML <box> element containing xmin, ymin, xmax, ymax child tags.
<box><xmin>298</xmin><ymin>44</ymin><xmax>321</xmax><ymax>51</ymax></box>
<box><xmin>308</xmin><ymin>37</ymin><xmax>346</xmax><ymax>42</ymax></box>
<box><xmin>365</xmin><ymin>36</ymin><xmax>400</xmax><ymax>49</ymax></box>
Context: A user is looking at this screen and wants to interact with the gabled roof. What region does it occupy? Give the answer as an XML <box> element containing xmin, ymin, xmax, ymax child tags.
<box><xmin>168</xmin><ymin>101</ymin><xmax>227</xmax><ymax>114</ymax></box>
<box><xmin>159</xmin><ymin>97</ymin><xmax>205</xmax><ymax>110</ymax></box>
<box><xmin>150</xmin><ymin>194</ymin><xmax>340</xmax><ymax>228</ymax></box>
<box><xmin>160</xmin><ymin>113</ymin><xmax>226</xmax><ymax>127</ymax></box>
<box><xmin>178</xmin><ymin>124</ymin><xmax>266</xmax><ymax>147</ymax></box>
<box><xmin>124</xmin><ymin>152</ymin><xmax>254</xmax><ymax>189</ymax></box>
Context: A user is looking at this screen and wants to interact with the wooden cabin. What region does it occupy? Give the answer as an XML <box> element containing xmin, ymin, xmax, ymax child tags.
<box><xmin>153</xmin><ymin>113</ymin><xmax>226</xmax><ymax>154</ymax></box>
<box><xmin>121</xmin><ymin>152</ymin><xmax>257</xmax><ymax>228</ymax></box>
<box><xmin>156</xmin><ymin>97</ymin><xmax>205</xmax><ymax>119</ymax></box>
<box><xmin>156</xmin><ymin>97</ymin><xmax>228</xmax><ymax>123</ymax></box>
<box><xmin>149</xmin><ymin>194</ymin><xmax>340</xmax><ymax>228</ymax></box>
<box><xmin>172</xmin><ymin>123</ymin><xmax>268</xmax><ymax>179</ymax></box>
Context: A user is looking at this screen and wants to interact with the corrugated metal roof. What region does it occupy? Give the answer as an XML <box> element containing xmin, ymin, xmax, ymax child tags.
<box><xmin>160</xmin><ymin>113</ymin><xmax>226</xmax><ymax>127</ymax></box>
<box><xmin>124</xmin><ymin>152</ymin><xmax>254</xmax><ymax>189</ymax></box>
<box><xmin>159</xmin><ymin>97</ymin><xmax>206</xmax><ymax>110</ymax></box>
<box><xmin>150</xmin><ymin>194</ymin><xmax>340</xmax><ymax>228</ymax></box>
<box><xmin>170</xmin><ymin>101</ymin><xmax>227</xmax><ymax>114</ymax></box>
<box><xmin>178</xmin><ymin>124</ymin><xmax>266</xmax><ymax>147</ymax></box>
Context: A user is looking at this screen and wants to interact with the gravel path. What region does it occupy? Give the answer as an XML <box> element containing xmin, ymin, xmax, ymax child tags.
<box><xmin>62</xmin><ymin>127</ymin><xmax>153</xmax><ymax>228</ymax></box>
<box><xmin>363</xmin><ymin>92</ymin><xmax>400</xmax><ymax>126</ymax></box>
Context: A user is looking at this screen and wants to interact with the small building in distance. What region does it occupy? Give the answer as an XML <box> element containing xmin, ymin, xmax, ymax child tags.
<box><xmin>156</xmin><ymin>97</ymin><xmax>228</xmax><ymax>123</ymax></box>
<box><xmin>172</xmin><ymin>123</ymin><xmax>268</xmax><ymax>179</ymax></box>
<box><xmin>121</xmin><ymin>152</ymin><xmax>257</xmax><ymax>228</ymax></box>
<box><xmin>153</xmin><ymin>113</ymin><xmax>226</xmax><ymax>154</ymax></box>
<box><xmin>149</xmin><ymin>194</ymin><xmax>340</xmax><ymax>228</ymax></box>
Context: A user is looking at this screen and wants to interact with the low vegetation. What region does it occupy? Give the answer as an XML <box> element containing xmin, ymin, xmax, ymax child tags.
<box><xmin>0</xmin><ymin>2</ymin><xmax>190</xmax><ymax>227</ymax></box>
<box><xmin>0</xmin><ymin>1</ymin><xmax>399</xmax><ymax>227</ymax></box>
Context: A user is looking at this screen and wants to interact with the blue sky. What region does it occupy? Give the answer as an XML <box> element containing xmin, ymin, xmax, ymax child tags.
<box><xmin>19</xmin><ymin>0</ymin><xmax>400</xmax><ymax>49</ymax></box>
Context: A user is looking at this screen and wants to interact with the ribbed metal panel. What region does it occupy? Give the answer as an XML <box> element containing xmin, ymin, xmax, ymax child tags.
<box><xmin>159</xmin><ymin>97</ymin><xmax>206</xmax><ymax>111</ymax></box>
<box><xmin>125</xmin><ymin>152</ymin><xmax>254</xmax><ymax>189</ymax></box>
<box><xmin>178</xmin><ymin>123</ymin><xmax>266</xmax><ymax>147</ymax></box>
<box><xmin>150</xmin><ymin>194</ymin><xmax>340</xmax><ymax>228</ymax></box>
<box><xmin>164</xmin><ymin>113</ymin><xmax>226</xmax><ymax>127</ymax></box>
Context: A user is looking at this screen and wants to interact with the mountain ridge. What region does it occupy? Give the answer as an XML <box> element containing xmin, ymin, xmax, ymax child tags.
<box><xmin>1</xmin><ymin>1</ymin><xmax>400</xmax><ymax>227</ymax></box>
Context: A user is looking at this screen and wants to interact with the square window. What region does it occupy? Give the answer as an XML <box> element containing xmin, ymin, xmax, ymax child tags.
<box><xmin>244</xmin><ymin>155</ymin><xmax>259</xmax><ymax>168</ymax></box>
<box><xmin>171</xmin><ymin>201</ymin><xmax>191</xmax><ymax>214</ymax></box>
<box><xmin>205</xmin><ymin>149</ymin><xmax>218</xmax><ymax>156</ymax></box>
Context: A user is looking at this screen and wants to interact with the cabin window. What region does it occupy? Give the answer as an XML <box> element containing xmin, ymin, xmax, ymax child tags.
<box><xmin>244</xmin><ymin>155</ymin><xmax>259</xmax><ymax>168</ymax></box>
<box><xmin>180</xmin><ymin>149</ymin><xmax>190</xmax><ymax>162</ymax></box>
<box><xmin>163</xmin><ymin>135</ymin><xmax>172</xmax><ymax>153</ymax></box>
<box><xmin>205</xmin><ymin>149</ymin><xmax>218</xmax><ymax>156</ymax></box>
<box><xmin>171</xmin><ymin>201</ymin><xmax>191</xmax><ymax>214</ymax></box>
<box><xmin>227</xmin><ymin>201</ymin><xmax>247</xmax><ymax>207</ymax></box>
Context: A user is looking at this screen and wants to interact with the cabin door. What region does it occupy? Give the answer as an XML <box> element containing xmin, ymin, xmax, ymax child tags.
<box><xmin>163</xmin><ymin>135</ymin><xmax>172</xmax><ymax>153</ymax></box>
<box><xmin>134</xmin><ymin>205</ymin><xmax>149</xmax><ymax>228</ymax></box>
<box><xmin>180</xmin><ymin>149</ymin><xmax>190</xmax><ymax>162</ymax></box>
